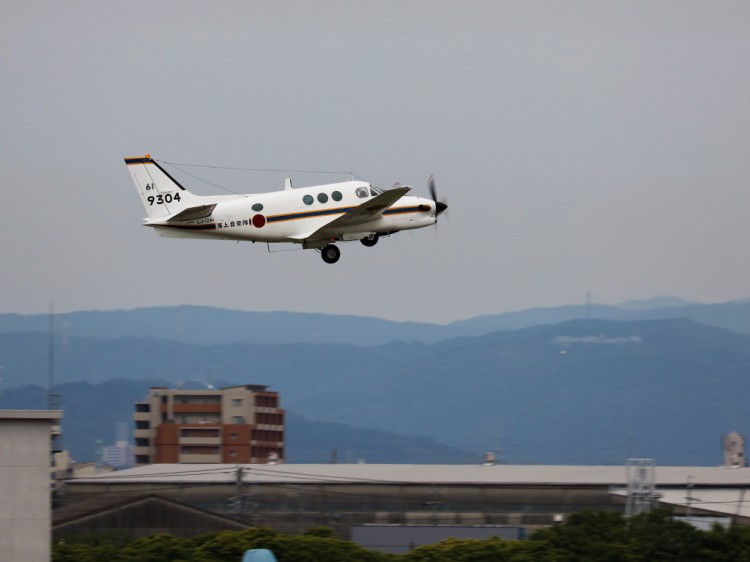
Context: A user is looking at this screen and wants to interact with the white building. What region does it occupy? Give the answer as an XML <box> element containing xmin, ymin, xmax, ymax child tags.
<box><xmin>0</xmin><ymin>410</ymin><xmax>62</xmax><ymax>562</ymax></box>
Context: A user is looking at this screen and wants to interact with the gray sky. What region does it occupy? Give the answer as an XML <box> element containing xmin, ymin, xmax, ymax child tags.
<box><xmin>2</xmin><ymin>1</ymin><xmax>749</xmax><ymax>323</ymax></box>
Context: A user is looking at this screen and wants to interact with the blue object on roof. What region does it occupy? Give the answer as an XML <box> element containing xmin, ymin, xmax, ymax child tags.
<box><xmin>241</xmin><ymin>549</ymin><xmax>278</xmax><ymax>562</ymax></box>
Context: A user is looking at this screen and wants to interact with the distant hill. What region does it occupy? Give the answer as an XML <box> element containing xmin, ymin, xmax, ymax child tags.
<box><xmin>1</xmin><ymin>298</ymin><xmax>750</xmax><ymax>346</ymax></box>
<box><xmin>0</xmin><ymin>306</ymin><xmax>460</xmax><ymax>346</ymax></box>
<box><xmin>0</xmin><ymin>381</ymin><xmax>475</xmax><ymax>464</ymax></box>
<box><xmin>2</xmin><ymin>318</ymin><xmax>749</xmax><ymax>466</ymax></box>
<box><xmin>449</xmin><ymin>299</ymin><xmax>750</xmax><ymax>337</ymax></box>
<box><xmin>615</xmin><ymin>296</ymin><xmax>699</xmax><ymax>310</ymax></box>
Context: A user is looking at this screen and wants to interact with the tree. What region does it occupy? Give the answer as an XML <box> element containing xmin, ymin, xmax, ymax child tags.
<box><xmin>529</xmin><ymin>511</ymin><xmax>632</xmax><ymax>562</ymax></box>
<box><xmin>403</xmin><ymin>537</ymin><xmax>528</xmax><ymax>562</ymax></box>
<box><xmin>119</xmin><ymin>533</ymin><xmax>192</xmax><ymax>562</ymax></box>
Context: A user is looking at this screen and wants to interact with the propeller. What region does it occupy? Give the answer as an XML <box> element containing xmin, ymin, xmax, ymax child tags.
<box><xmin>428</xmin><ymin>175</ymin><xmax>448</xmax><ymax>217</ymax></box>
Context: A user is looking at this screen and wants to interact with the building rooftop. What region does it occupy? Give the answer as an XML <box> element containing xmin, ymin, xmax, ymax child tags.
<box><xmin>71</xmin><ymin>463</ymin><xmax>750</xmax><ymax>487</ymax></box>
<box><xmin>0</xmin><ymin>410</ymin><xmax>62</xmax><ymax>421</ymax></box>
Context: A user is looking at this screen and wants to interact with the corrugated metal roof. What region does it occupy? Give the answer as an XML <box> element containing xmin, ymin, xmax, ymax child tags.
<box><xmin>70</xmin><ymin>463</ymin><xmax>750</xmax><ymax>487</ymax></box>
<box><xmin>611</xmin><ymin>488</ymin><xmax>750</xmax><ymax>518</ymax></box>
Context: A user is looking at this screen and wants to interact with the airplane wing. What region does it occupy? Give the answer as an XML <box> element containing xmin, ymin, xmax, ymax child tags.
<box><xmin>293</xmin><ymin>186</ymin><xmax>411</xmax><ymax>242</ymax></box>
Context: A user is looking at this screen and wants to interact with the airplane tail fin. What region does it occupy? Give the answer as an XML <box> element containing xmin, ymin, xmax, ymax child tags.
<box><xmin>124</xmin><ymin>154</ymin><xmax>197</xmax><ymax>220</ymax></box>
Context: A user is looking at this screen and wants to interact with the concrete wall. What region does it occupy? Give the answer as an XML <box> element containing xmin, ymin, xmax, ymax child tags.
<box><xmin>0</xmin><ymin>411</ymin><xmax>61</xmax><ymax>562</ymax></box>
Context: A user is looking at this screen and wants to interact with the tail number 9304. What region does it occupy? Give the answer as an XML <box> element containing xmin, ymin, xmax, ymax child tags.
<box><xmin>145</xmin><ymin>183</ymin><xmax>181</xmax><ymax>206</ymax></box>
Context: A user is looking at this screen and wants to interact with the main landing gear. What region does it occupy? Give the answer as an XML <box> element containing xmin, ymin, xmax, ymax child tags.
<box><xmin>321</xmin><ymin>244</ymin><xmax>341</xmax><ymax>264</ymax></box>
<box><xmin>320</xmin><ymin>233</ymin><xmax>380</xmax><ymax>264</ymax></box>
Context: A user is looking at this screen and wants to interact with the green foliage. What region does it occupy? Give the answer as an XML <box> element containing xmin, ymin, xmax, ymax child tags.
<box><xmin>194</xmin><ymin>528</ymin><xmax>285</xmax><ymax>562</ymax></box>
<box><xmin>625</xmin><ymin>510</ymin><xmax>705</xmax><ymax>561</ymax></box>
<box><xmin>119</xmin><ymin>533</ymin><xmax>192</xmax><ymax>562</ymax></box>
<box><xmin>52</xmin><ymin>512</ymin><xmax>750</xmax><ymax>562</ymax></box>
<box><xmin>701</xmin><ymin>523</ymin><xmax>750</xmax><ymax>562</ymax></box>
<box><xmin>403</xmin><ymin>536</ymin><xmax>519</xmax><ymax>561</ymax></box>
<box><xmin>530</xmin><ymin>510</ymin><xmax>633</xmax><ymax>562</ymax></box>
<box><xmin>303</xmin><ymin>525</ymin><xmax>337</xmax><ymax>538</ymax></box>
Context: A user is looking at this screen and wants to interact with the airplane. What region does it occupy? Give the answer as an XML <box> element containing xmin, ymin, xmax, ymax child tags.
<box><xmin>123</xmin><ymin>154</ymin><xmax>447</xmax><ymax>264</ymax></box>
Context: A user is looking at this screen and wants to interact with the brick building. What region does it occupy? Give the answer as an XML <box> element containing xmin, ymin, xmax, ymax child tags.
<box><xmin>133</xmin><ymin>385</ymin><xmax>284</xmax><ymax>465</ymax></box>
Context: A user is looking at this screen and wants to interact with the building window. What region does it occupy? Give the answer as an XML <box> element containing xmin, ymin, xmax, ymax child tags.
<box><xmin>230</xmin><ymin>432</ymin><xmax>238</xmax><ymax>440</ymax></box>
<box><xmin>136</xmin><ymin>455</ymin><xmax>150</xmax><ymax>464</ymax></box>
<box><xmin>135</xmin><ymin>420</ymin><xmax>150</xmax><ymax>429</ymax></box>
<box><xmin>135</xmin><ymin>438</ymin><xmax>150</xmax><ymax>447</ymax></box>
<box><xmin>232</xmin><ymin>398</ymin><xmax>243</xmax><ymax>407</ymax></box>
<box><xmin>232</xmin><ymin>416</ymin><xmax>246</xmax><ymax>424</ymax></box>
<box><xmin>135</xmin><ymin>403</ymin><xmax>150</xmax><ymax>412</ymax></box>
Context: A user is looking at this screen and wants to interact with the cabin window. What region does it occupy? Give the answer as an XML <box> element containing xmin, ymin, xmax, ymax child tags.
<box><xmin>356</xmin><ymin>186</ymin><xmax>369</xmax><ymax>198</ymax></box>
<box><xmin>303</xmin><ymin>195</ymin><xmax>314</xmax><ymax>205</ymax></box>
<box><xmin>252</xmin><ymin>203</ymin><xmax>263</xmax><ymax>212</ymax></box>
<box><xmin>332</xmin><ymin>191</ymin><xmax>342</xmax><ymax>202</ymax></box>
<box><xmin>317</xmin><ymin>193</ymin><xmax>328</xmax><ymax>203</ymax></box>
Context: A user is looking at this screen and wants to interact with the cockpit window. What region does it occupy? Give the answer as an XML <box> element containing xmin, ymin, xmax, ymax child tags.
<box><xmin>355</xmin><ymin>186</ymin><xmax>369</xmax><ymax>198</ymax></box>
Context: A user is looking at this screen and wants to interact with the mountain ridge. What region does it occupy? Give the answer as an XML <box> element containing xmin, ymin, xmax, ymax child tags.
<box><xmin>1</xmin><ymin>317</ymin><xmax>748</xmax><ymax>466</ymax></box>
<box><xmin>1</xmin><ymin>297</ymin><xmax>750</xmax><ymax>346</ymax></box>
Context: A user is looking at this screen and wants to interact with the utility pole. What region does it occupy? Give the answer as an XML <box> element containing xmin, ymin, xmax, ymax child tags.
<box><xmin>230</xmin><ymin>465</ymin><xmax>245</xmax><ymax>518</ymax></box>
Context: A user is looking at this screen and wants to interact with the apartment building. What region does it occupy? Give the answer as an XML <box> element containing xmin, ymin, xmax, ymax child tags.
<box><xmin>133</xmin><ymin>385</ymin><xmax>284</xmax><ymax>465</ymax></box>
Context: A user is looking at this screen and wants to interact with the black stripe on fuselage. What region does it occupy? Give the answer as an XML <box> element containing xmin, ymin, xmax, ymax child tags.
<box><xmin>384</xmin><ymin>206</ymin><xmax>425</xmax><ymax>215</ymax></box>
<box><xmin>147</xmin><ymin>223</ymin><xmax>217</xmax><ymax>230</ymax></box>
<box><xmin>267</xmin><ymin>204</ymin><xmax>425</xmax><ymax>224</ymax></box>
<box><xmin>267</xmin><ymin>207</ymin><xmax>355</xmax><ymax>223</ymax></box>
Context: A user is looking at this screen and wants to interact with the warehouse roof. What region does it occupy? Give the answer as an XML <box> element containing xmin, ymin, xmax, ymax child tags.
<box><xmin>70</xmin><ymin>463</ymin><xmax>750</xmax><ymax>487</ymax></box>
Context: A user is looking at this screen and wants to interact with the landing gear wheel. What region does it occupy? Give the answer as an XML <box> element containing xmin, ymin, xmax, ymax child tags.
<box><xmin>321</xmin><ymin>244</ymin><xmax>341</xmax><ymax>264</ymax></box>
<box><xmin>361</xmin><ymin>233</ymin><xmax>379</xmax><ymax>247</ymax></box>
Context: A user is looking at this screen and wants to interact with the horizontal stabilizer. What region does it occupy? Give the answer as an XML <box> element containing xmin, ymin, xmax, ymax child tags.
<box><xmin>165</xmin><ymin>204</ymin><xmax>217</xmax><ymax>222</ymax></box>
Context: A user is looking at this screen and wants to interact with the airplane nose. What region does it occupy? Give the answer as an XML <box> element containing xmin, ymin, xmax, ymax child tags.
<box><xmin>435</xmin><ymin>201</ymin><xmax>448</xmax><ymax>216</ymax></box>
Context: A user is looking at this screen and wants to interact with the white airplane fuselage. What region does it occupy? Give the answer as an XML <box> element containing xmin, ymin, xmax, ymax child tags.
<box><xmin>148</xmin><ymin>181</ymin><xmax>436</xmax><ymax>245</ymax></box>
<box><xmin>125</xmin><ymin>155</ymin><xmax>446</xmax><ymax>263</ymax></box>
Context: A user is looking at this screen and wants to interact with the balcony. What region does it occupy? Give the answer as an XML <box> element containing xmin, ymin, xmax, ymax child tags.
<box><xmin>180</xmin><ymin>436</ymin><xmax>221</xmax><ymax>445</ymax></box>
<box><xmin>179</xmin><ymin>453</ymin><xmax>222</xmax><ymax>463</ymax></box>
<box><xmin>162</xmin><ymin>403</ymin><xmax>222</xmax><ymax>414</ymax></box>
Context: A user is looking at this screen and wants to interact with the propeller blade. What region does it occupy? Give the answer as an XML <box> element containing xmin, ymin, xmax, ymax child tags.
<box><xmin>428</xmin><ymin>175</ymin><xmax>448</xmax><ymax>217</ymax></box>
